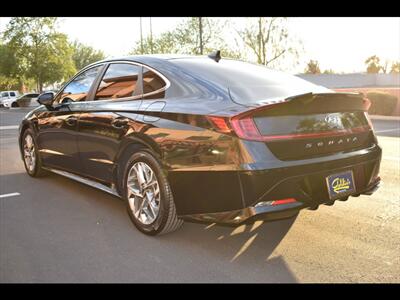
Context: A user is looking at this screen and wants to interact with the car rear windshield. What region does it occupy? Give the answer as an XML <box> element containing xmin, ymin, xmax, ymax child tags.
<box><xmin>173</xmin><ymin>58</ymin><xmax>329</xmax><ymax>106</ymax></box>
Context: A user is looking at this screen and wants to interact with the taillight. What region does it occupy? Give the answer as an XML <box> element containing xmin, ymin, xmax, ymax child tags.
<box><xmin>206</xmin><ymin>116</ymin><xmax>232</xmax><ymax>134</ymax></box>
<box><xmin>230</xmin><ymin>116</ymin><xmax>263</xmax><ymax>140</ymax></box>
<box><xmin>207</xmin><ymin>115</ymin><xmax>265</xmax><ymax>140</ymax></box>
<box><xmin>207</xmin><ymin>98</ymin><xmax>372</xmax><ymax>142</ymax></box>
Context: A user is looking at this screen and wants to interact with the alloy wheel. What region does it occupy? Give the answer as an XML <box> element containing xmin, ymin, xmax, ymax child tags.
<box><xmin>127</xmin><ymin>161</ymin><xmax>161</xmax><ymax>225</ymax></box>
<box><xmin>23</xmin><ymin>134</ymin><xmax>36</xmax><ymax>173</ymax></box>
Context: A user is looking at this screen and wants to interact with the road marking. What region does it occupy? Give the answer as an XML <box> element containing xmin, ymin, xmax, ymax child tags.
<box><xmin>375</xmin><ymin>128</ymin><xmax>400</xmax><ymax>133</ymax></box>
<box><xmin>0</xmin><ymin>192</ymin><xmax>21</xmax><ymax>199</ymax></box>
<box><xmin>0</xmin><ymin>125</ymin><xmax>18</xmax><ymax>130</ymax></box>
<box><xmin>383</xmin><ymin>156</ymin><xmax>400</xmax><ymax>161</ymax></box>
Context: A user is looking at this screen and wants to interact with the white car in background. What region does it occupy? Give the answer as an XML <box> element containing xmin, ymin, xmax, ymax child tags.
<box><xmin>0</xmin><ymin>91</ymin><xmax>19</xmax><ymax>107</ymax></box>
<box><xmin>3</xmin><ymin>93</ymin><xmax>40</xmax><ymax>108</ymax></box>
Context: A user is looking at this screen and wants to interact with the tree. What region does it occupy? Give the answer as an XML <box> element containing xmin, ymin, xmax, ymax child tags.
<box><xmin>71</xmin><ymin>40</ymin><xmax>105</xmax><ymax>70</ymax></box>
<box><xmin>130</xmin><ymin>17</ymin><xmax>242</xmax><ymax>59</ymax></box>
<box><xmin>131</xmin><ymin>32</ymin><xmax>176</xmax><ymax>55</ymax></box>
<box><xmin>365</xmin><ymin>55</ymin><xmax>381</xmax><ymax>73</ymax></box>
<box><xmin>0</xmin><ymin>42</ymin><xmax>18</xmax><ymax>77</ymax></box>
<box><xmin>0</xmin><ymin>42</ymin><xmax>19</xmax><ymax>90</ymax></box>
<box><xmin>304</xmin><ymin>59</ymin><xmax>321</xmax><ymax>74</ymax></box>
<box><xmin>381</xmin><ymin>59</ymin><xmax>390</xmax><ymax>74</ymax></box>
<box><xmin>390</xmin><ymin>61</ymin><xmax>400</xmax><ymax>73</ymax></box>
<box><xmin>2</xmin><ymin>17</ymin><xmax>76</xmax><ymax>92</ymax></box>
<box><xmin>235</xmin><ymin>17</ymin><xmax>300</xmax><ymax>67</ymax></box>
<box><xmin>323</xmin><ymin>68</ymin><xmax>335</xmax><ymax>74</ymax></box>
<box><xmin>0</xmin><ymin>41</ymin><xmax>36</xmax><ymax>91</ymax></box>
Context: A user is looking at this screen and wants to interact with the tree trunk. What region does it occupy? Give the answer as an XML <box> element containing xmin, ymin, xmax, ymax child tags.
<box><xmin>37</xmin><ymin>77</ymin><xmax>43</xmax><ymax>93</ymax></box>
<box><xmin>140</xmin><ymin>17</ymin><xmax>144</xmax><ymax>54</ymax></box>
<box><xmin>149</xmin><ymin>17</ymin><xmax>153</xmax><ymax>54</ymax></box>
<box><xmin>199</xmin><ymin>17</ymin><xmax>203</xmax><ymax>55</ymax></box>
<box><xmin>257</xmin><ymin>18</ymin><xmax>262</xmax><ymax>64</ymax></box>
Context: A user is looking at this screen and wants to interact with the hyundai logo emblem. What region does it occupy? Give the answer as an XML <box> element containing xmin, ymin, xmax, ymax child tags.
<box><xmin>325</xmin><ymin>114</ymin><xmax>341</xmax><ymax>126</ymax></box>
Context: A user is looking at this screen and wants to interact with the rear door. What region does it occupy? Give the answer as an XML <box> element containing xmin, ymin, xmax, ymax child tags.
<box><xmin>36</xmin><ymin>65</ymin><xmax>104</xmax><ymax>173</ymax></box>
<box><xmin>77</xmin><ymin>62</ymin><xmax>143</xmax><ymax>183</ymax></box>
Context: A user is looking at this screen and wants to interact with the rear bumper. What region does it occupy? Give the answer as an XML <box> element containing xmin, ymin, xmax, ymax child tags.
<box><xmin>181</xmin><ymin>144</ymin><xmax>382</xmax><ymax>224</ymax></box>
<box><xmin>182</xmin><ymin>177</ymin><xmax>381</xmax><ymax>225</ymax></box>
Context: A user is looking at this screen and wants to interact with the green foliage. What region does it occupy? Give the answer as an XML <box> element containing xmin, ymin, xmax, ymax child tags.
<box><xmin>132</xmin><ymin>32</ymin><xmax>176</xmax><ymax>55</ymax></box>
<box><xmin>367</xmin><ymin>91</ymin><xmax>398</xmax><ymax>116</ymax></box>
<box><xmin>365</xmin><ymin>55</ymin><xmax>381</xmax><ymax>73</ymax></box>
<box><xmin>71</xmin><ymin>40</ymin><xmax>106</xmax><ymax>70</ymax></box>
<box><xmin>0</xmin><ymin>42</ymin><xmax>35</xmax><ymax>91</ymax></box>
<box><xmin>323</xmin><ymin>69</ymin><xmax>335</xmax><ymax>74</ymax></box>
<box><xmin>304</xmin><ymin>60</ymin><xmax>321</xmax><ymax>74</ymax></box>
<box><xmin>130</xmin><ymin>17</ymin><xmax>242</xmax><ymax>59</ymax></box>
<box><xmin>0</xmin><ymin>75</ymin><xmax>19</xmax><ymax>90</ymax></box>
<box><xmin>390</xmin><ymin>61</ymin><xmax>400</xmax><ymax>73</ymax></box>
<box><xmin>0</xmin><ymin>42</ymin><xmax>19</xmax><ymax>77</ymax></box>
<box><xmin>2</xmin><ymin>17</ymin><xmax>76</xmax><ymax>92</ymax></box>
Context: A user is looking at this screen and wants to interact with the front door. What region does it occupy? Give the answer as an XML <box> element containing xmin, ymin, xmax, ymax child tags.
<box><xmin>36</xmin><ymin>107</ymin><xmax>80</xmax><ymax>172</ymax></box>
<box><xmin>36</xmin><ymin>65</ymin><xmax>104</xmax><ymax>173</ymax></box>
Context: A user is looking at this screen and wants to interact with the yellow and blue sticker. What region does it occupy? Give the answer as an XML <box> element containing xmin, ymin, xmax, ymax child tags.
<box><xmin>326</xmin><ymin>170</ymin><xmax>356</xmax><ymax>200</ymax></box>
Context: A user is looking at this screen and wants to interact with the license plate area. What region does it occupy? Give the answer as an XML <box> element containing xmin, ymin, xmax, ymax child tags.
<box><xmin>326</xmin><ymin>170</ymin><xmax>356</xmax><ymax>200</ymax></box>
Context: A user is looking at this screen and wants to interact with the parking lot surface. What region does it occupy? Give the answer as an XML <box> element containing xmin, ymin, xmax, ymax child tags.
<box><xmin>0</xmin><ymin>107</ymin><xmax>399</xmax><ymax>283</ymax></box>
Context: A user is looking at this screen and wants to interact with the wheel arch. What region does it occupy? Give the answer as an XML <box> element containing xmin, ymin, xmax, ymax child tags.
<box><xmin>113</xmin><ymin>134</ymin><xmax>165</xmax><ymax>196</ymax></box>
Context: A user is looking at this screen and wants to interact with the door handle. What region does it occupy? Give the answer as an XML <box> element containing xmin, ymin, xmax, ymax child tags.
<box><xmin>65</xmin><ymin>116</ymin><xmax>78</xmax><ymax>126</ymax></box>
<box><xmin>111</xmin><ymin>118</ymin><xmax>129</xmax><ymax>129</ymax></box>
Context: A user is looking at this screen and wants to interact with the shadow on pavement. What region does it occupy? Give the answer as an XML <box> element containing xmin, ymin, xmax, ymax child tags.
<box><xmin>161</xmin><ymin>215</ymin><xmax>298</xmax><ymax>282</ymax></box>
<box><xmin>1</xmin><ymin>171</ymin><xmax>298</xmax><ymax>282</ymax></box>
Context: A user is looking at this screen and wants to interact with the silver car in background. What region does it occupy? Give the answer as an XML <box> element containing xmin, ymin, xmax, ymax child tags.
<box><xmin>0</xmin><ymin>91</ymin><xmax>20</xmax><ymax>107</ymax></box>
<box><xmin>2</xmin><ymin>93</ymin><xmax>40</xmax><ymax>108</ymax></box>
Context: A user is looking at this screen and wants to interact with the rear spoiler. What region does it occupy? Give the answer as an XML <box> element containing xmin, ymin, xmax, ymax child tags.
<box><xmin>245</xmin><ymin>91</ymin><xmax>371</xmax><ymax>117</ymax></box>
<box><xmin>285</xmin><ymin>91</ymin><xmax>365</xmax><ymax>103</ymax></box>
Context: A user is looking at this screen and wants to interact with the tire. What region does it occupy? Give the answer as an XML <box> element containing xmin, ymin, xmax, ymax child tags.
<box><xmin>122</xmin><ymin>150</ymin><xmax>183</xmax><ymax>235</ymax></box>
<box><xmin>11</xmin><ymin>102</ymin><xmax>19</xmax><ymax>108</ymax></box>
<box><xmin>21</xmin><ymin>128</ymin><xmax>47</xmax><ymax>177</ymax></box>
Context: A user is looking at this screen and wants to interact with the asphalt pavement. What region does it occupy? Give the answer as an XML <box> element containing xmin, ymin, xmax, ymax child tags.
<box><xmin>0</xmin><ymin>107</ymin><xmax>399</xmax><ymax>283</ymax></box>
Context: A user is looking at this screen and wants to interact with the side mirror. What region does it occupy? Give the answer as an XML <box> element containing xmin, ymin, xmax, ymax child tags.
<box><xmin>37</xmin><ymin>92</ymin><xmax>54</xmax><ymax>108</ymax></box>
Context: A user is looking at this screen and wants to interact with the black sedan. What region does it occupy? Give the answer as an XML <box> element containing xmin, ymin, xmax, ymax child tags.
<box><xmin>19</xmin><ymin>53</ymin><xmax>382</xmax><ymax>235</ymax></box>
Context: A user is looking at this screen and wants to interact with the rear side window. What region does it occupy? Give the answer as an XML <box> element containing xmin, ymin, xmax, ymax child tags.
<box><xmin>95</xmin><ymin>63</ymin><xmax>141</xmax><ymax>100</ymax></box>
<box><xmin>55</xmin><ymin>65</ymin><xmax>102</xmax><ymax>104</ymax></box>
<box><xmin>10</xmin><ymin>92</ymin><xmax>16</xmax><ymax>97</ymax></box>
<box><xmin>173</xmin><ymin>59</ymin><xmax>329</xmax><ymax>105</ymax></box>
<box><xmin>142</xmin><ymin>67</ymin><xmax>167</xmax><ymax>99</ymax></box>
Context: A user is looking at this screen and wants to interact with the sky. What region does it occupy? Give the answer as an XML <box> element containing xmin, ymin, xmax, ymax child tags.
<box><xmin>0</xmin><ymin>17</ymin><xmax>399</xmax><ymax>74</ymax></box>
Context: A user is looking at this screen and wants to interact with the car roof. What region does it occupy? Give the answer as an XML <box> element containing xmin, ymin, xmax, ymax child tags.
<box><xmin>87</xmin><ymin>54</ymin><xmax>210</xmax><ymax>68</ymax></box>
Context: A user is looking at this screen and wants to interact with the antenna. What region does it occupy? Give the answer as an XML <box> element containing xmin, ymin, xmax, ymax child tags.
<box><xmin>208</xmin><ymin>50</ymin><xmax>221</xmax><ymax>62</ymax></box>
